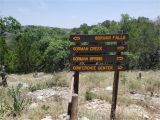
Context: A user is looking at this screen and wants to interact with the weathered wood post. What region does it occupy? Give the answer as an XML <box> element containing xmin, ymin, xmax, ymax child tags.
<box><xmin>68</xmin><ymin>33</ymin><xmax>80</xmax><ymax>120</ymax></box>
<box><xmin>70</xmin><ymin>94</ymin><xmax>78</xmax><ymax>120</ymax></box>
<box><xmin>110</xmin><ymin>42</ymin><xmax>121</xmax><ymax>119</ymax></box>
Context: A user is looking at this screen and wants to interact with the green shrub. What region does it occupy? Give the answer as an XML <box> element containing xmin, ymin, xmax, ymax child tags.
<box><xmin>41</xmin><ymin>105</ymin><xmax>50</xmax><ymax>111</ymax></box>
<box><xmin>0</xmin><ymin>97</ymin><xmax>11</xmax><ymax>117</ymax></box>
<box><xmin>128</xmin><ymin>80</ymin><xmax>141</xmax><ymax>91</ymax></box>
<box><xmin>121</xmin><ymin>74</ymin><xmax>127</xmax><ymax>85</ymax></box>
<box><xmin>85</xmin><ymin>89</ymin><xmax>94</xmax><ymax>101</ymax></box>
<box><xmin>8</xmin><ymin>85</ymin><xmax>28</xmax><ymax>115</ymax></box>
<box><xmin>28</xmin><ymin>83</ymin><xmax>44</xmax><ymax>92</ymax></box>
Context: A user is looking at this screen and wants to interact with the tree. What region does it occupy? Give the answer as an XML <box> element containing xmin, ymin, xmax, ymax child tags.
<box><xmin>80</xmin><ymin>23</ymin><xmax>89</xmax><ymax>34</ymax></box>
<box><xmin>44</xmin><ymin>38</ymin><xmax>70</xmax><ymax>72</ymax></box>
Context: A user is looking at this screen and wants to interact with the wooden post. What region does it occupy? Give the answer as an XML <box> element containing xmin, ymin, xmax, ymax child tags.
<box><xmin>70</xmin><ymin>94</ymin><xmax>78</xmax><ymax>120</ymax></box>
<box><xmin>110</xmin><ymin>42</ymin><xmax>122</xmax><ymax>120</ymax></box>
<box><xmin>73</xmin><ymin>71</ymin><xmax>79</xmax><ymax>94</ymax></box>
<box><xmin>67</xmin><ymin>77</ymin><xmax>74</xmax><ymax>115</ymax></box>
<box><xmin>68</xmin><ymin>33</ymin><xmax>80</xmax><ymax>120</ymax></box>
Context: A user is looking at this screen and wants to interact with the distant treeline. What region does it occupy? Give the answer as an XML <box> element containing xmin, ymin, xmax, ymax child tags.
<box><xmin>0</xmin><ymin>14</ymin><xmax>160</xmax><ymax>73</ymax></box>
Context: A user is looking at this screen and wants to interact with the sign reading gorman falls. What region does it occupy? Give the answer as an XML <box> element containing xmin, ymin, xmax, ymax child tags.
<box><xmin>69</xmin><ymin>34</ymin><xmax>128</xmax><ymax>71</ymax></box>
<box><xmin>69</xmin><ymin>34</ymin><xmax>128</xmax><ymax>42</ymax></box>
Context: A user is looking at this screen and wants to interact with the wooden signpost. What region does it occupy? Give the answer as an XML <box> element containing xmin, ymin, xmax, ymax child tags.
<box><xmin>68</xmin><ymin>34</ymin><xmax>128</xmax><ymax>120</ymax></box>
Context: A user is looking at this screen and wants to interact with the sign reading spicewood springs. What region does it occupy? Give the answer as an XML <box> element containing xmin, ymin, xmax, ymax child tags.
<box><xmin>70</xmin><ymin>55</ymin><xmax>127</xmax><ymax>63</ymax></box>
<box><xmin>69</xmin><ymin>34</ymin><xmax>128</xmax><ymax>42</ymax></box>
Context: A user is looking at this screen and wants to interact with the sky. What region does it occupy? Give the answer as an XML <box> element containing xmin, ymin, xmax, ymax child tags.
<box><xmin>0</xmin><ymin>0</ymin><xmax>160</xmax><ymax>28</ymax></box>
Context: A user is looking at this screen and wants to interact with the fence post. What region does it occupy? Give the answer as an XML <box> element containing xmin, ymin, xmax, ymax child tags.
<box><xmin>70</xmin><ymin>94</ymin><xmax>78</xmax><ymax>120</ymax></box>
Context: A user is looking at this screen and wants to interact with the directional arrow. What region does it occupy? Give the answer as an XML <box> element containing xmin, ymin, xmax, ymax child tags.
<box><xmin>117</xmin><ymin>66</ymin><xmax>123</xmax><ymax>70</ymax></box>
<box><xmin>73</xmin><ymin>36</ymin><xmax>80</xmax><ymax>41</ymax></box>
<box><xmin>116</xmin><ymin>56</ymin><xmax>124</xmax><ymax>61</ymax></box>
<box><xmin>117</xmin><ymin>46</ymin><xmax>125</xmax><ymax>51</ymax></box>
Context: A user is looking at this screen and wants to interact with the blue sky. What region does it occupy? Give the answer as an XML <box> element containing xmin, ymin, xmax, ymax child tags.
<box><xmin>0</xmin><ymin>0</ymin><xmax>160</xmax><ymax>28</ymax></box>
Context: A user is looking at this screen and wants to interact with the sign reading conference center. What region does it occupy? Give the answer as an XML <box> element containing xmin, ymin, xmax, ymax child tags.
<box><xmin>69</xmin><ymin>34</ymin><xmax>128</xmax><ymax>42</ymax></box>
<box><xmin>70</xmin><ymin>65</ymin><xmax>126</xmax><ymax>71</ymax></box>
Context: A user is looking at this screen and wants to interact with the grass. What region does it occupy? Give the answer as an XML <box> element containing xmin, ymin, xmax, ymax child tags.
<box><xmin>0</xmin><ymin>85</ymin><xmax>29</xmax><ymax>119</ymax></box>
<box><xmin>85</xmin><ymin>89</ymin><xmax>94</xmax><ymax>101</ymax></box>
<box><xmin>1</xmin><ymin>70</ymin><xmax>159</xmax><ymax>120</ymax></box>
<box><xmin>24</xmin><ymin>101</ymin><xmax>67</xmax><ymax>120</ymax></box>
<box><xmin>28</xmin><ymin>72</ymin><xmax>69</xmax><ymax>92</ymax></box>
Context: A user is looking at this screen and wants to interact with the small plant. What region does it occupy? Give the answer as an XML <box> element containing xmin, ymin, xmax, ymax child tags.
<box><xmin>128</xmin><ymin>79</ymin><xmax>141</xmax><ymax>92</ymax></box>
<box><xmin>28</xmin><ymin>83</ymin><xmax>44</xmax><ymax>92</ymax></box>
<box><xmin>45</xmin><ymin>74</ymin><xmax>69</xmax><ymax>88</ymax></box>
<box><xmin>8</xmin><ymin>84</ymin><xmax>28</xmax><ymax>116</ymax></box>
<box><xmin>121</xmin><ymin>74</ymin><xmax>127</xmax><ymax>85</ymax></box>
<box><xmin>0</xmin><ymin>97</ymin><xmax>11</xmax><ymax>117</ymax></box>
<box><xmin>41</xmin><ymin>105</ymin><xmax>50</xmax><ymax>111</ymax></box>
<box><xmin>85</xmin><ymin>89</ymin><xmax>94</xmax><ymax>101</ymax></box>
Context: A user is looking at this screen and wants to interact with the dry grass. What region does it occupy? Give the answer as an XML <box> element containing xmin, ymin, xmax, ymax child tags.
<box><xmin>0</xmin><ymin>70</ymin><xmax>159</xmax><ymax>119</ymax></box>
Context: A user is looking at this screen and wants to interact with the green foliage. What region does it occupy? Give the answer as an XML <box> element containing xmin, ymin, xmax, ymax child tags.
<box><xmin>85</xmin><ymin>89</ymin><xmax>94</xmax><ymax>101</ymax></box>
<box><xmin>28</xmin><ymin>83</ymin><xmax>44</xmax><ymax>92</ymax></box>
<box><xmin>0</xmin><ymin>98</ymin><xmax>11</xmax><ymax>116</ymax></box>
<box><xmin>120</xmin><ymin>73</ymin><xmax>127</xmax><ymax>85</ymax></box>
<box><xmin>41</xmin><ymin>105</ymin><xmax>50</xmax><ymax>111</ymax></box>
<box><xmin>128</xmin><ymin>79</ymin><xmax>141</xmax><ymax>91</ymax></box>
<box><xmin>8</xmin><ymin>85</ymin><xmax>28</xmax><ymax>115</ymax></box>
<box><xmin>1</xmin><ymin>15</ymin><xmax>160</xmax><ymax>73</ymax></box>
<box><xmin>89</xmin><ymin>24</ymin><xmax>109</xmax><ymax>34</ymax></box>
<box><xmin>28</xmin><ymin>74</ymin><xmax>68</xmax><ymax>92</ymax></box>
<box><xmin>44</xmin><ymin>38</ymin><xmax>70</xmax><ymax>72</ymax></box>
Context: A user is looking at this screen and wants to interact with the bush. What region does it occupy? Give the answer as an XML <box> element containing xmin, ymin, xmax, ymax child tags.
<box><xmin>85</xmin><ymin>89</ymin><xmax>94</xmax><ymax>101</ymax></box>
<box><xmin>8</xmin><ymin>84</ymin><xmax>28</xmax><ymax>116</ymax></box>
<box><xmin>0</xmin><ymin>97</ymin><xmax>11</xmax><ymax>117</ymax></box>
<box><xmin>28</xmin><ymin>83</ymin><xmax>45</xmax><ymax>92</ymax></box>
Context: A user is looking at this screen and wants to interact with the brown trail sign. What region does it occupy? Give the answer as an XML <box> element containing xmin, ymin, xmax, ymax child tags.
<box><xmin>69</xmin><ymin>34</ymin><xmax>128</xmax><ymax>42</ymax></box>
<box><xmin>70</xmin><ymin>65</ymin><xmax>126</xmax><ymax>71</ymax></box>
<box><xmin>70</xmin><ymin>55</ymin><xmax>127</xmax><ymax>63</ymax></box>
<box><xmin>70</xmin><ymin>45</ymin><xmax>128</xmax><ymax>53</ymax></box>
<box><xmin>68</xmin><ymin>33</ymin><xmax>128</xmax><ymax>120</ymax></box>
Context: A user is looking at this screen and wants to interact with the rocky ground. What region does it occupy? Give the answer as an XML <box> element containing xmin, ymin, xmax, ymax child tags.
<box><xmin>0</xmin><ymin>71</ymin><xmax>160</xmax><ymax>120</ymax></box>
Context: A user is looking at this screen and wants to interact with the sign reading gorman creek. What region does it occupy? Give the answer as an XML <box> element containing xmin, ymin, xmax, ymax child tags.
<box><xmin>70</xmin><ymin>45</ymin><xmax>128</xmax><ymax>53</ymax></box>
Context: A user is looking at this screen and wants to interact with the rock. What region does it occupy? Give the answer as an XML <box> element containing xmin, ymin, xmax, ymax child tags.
<box><xmin>105</xmin><ymin>86</ymin><xmax>112</xmax><ymax>91</ymax></box>
<box><xmin>37</xmin><ymin>95</ymin><xmax>43</xmax><ymax>100</ymax></box>
<box><xmin>79</xmin><ymin>117</ymin><xmax>90</xmax><ymax>120</ymax></box>
<box><xmin>41</xmin><ymin>116</ymin><xmax>53</xmax><ymax>120</ymax></box>
<box><xmin>143</xmin><ymin>114</ymin><xmax>149</xmax><ymax>119</ymax></box>
<box><xmin>85</xmin><ymin>99</ymin><xmax>111</xmax><ymax>113</ymax></box>
<box><xmin>27</xmin><ymin>89</ymin><xmax>55</xmax><ymax>101</ymax></box>
<box><xmin>29</xmin><ymin>103</ymin><xmax>38</xmax><ymax>109</ymax></box>
<box><xmin>59</xmin><ymin>113</ymin><xmax>69</xmax><ymax>120</ymax></box>
<box><xmin>124</xmin><ymin>105</ymin><xmax>149</xmax><ymax>118</ymax></box>
<box><xmin>27</xmin><ymin>88</ymin><xmax>70</xmax><ymax>101</ymax></box>
<box><xmin>129</xmin><ymin>93</ymin><xmax>145</xmax><ymax>100</ymax></box>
